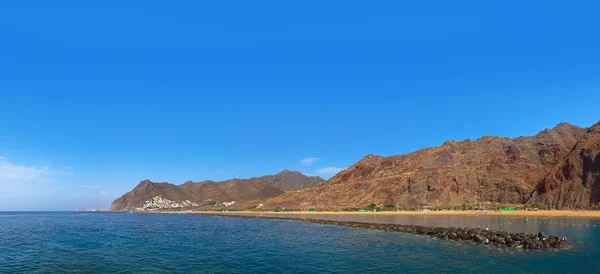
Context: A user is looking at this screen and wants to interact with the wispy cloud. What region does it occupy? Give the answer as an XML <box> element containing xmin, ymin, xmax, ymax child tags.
<box><xmin>300</xmin><ymin>157</ymin><xmax>321</xmax><ymax>166</ymax></box>
<box><xmin>0</xmin><ymin>156</ymin><xmax>51</xmax><ymax>181</ymax></box>
<box><xmin>315</xmin><ymin>167</ymin><xmax>345</xmax><ymax>175</ymax></box>
<box><xmin>0</xmin><ymin>156</ymin><xmax>72</xmax><ymax>183</ymax></box>
<box><xmin>100</xmin><ymin>190</ymin><xmax>107</xmax><ymax>196</ymax></box>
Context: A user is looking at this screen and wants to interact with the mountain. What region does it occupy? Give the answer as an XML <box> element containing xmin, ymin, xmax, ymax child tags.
<box><xmin>110</xmin><ymin>170</ymin><xmax>323</xmax><ymax>211</ymax></box>
<box><xmin>532</xmin><ymin>121</ymin><xmax>600</xmax><ymax>209</ymax></box>
<box><xmin>265</xmin><ymin>122</ymin><xmax>588</xmax><ymax>209</ymax></box>
<box><xmin>252</xmin><ymin>169</ymin><xmax>324</xmax><ymax>191</ymax></box>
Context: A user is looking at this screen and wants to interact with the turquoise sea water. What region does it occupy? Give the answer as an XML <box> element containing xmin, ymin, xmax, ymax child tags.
<box><xmin>1</xmin><ymin>212</ymin><xmax>599</xmax><ymax>273</ymax></box>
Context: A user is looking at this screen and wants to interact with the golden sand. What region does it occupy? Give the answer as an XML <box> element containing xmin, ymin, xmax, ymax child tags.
<box><xmin>203</xmin><ymin>210</ymin><xmax>600</xmax><ymax>218</ymax></box>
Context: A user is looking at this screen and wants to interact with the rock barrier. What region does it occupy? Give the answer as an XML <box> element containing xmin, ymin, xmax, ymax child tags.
<box><xmin>202</xmin><ymin>213</ymin><xmax>567</xmax><ymax>250</ymax></box>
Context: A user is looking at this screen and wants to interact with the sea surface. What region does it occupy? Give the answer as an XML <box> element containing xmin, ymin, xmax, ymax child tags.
<box><xmin>1</xmin><ymin>212</ymin><xmax>599</xmax><ymax>273</ymax></box>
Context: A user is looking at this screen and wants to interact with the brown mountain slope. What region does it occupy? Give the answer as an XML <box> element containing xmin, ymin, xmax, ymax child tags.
<box><xmin>266</xmin><ymin>122</ymin><xmax>587</xmax><ymax>209</ymax></box>
<box><xmin>257</xmin><ymin>169</ymin><xmax>324</xmax><ymax>191</ymax></box>
<box><xmin>110</xmin><ymin>170</ymin><xmax>323</xmax><ymax>211</ymax></box>
<box><xmin>532</xmin><ymin>121</ymin><xmax>600</xmax><ymax>209</ymax></box>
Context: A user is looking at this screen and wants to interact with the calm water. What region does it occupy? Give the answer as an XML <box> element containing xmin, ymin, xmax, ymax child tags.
<box><xmin>1</xmin><ymin>212</ymin><xmax>599</xmax><ymax>273</ymax></box>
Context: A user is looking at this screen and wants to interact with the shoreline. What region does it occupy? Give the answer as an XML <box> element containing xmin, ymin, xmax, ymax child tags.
<box><xmin>147</xmin><ymin>210</ymin><xmax>600</xmax><ymax>218</ymax></box>
<box><xmin>239</xmin><ymin>210</ymin><xmax>600</xmax><ymax>217</ymax></box>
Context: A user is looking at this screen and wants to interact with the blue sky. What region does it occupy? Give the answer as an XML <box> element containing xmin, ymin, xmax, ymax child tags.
<box><xmin>1</xmin><ymin>1</ymin><xmax>599</xmax><ymax>210</ymax></box>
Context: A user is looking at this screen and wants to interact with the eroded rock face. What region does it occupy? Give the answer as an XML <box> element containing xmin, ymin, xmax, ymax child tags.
<box><xmin>533</xmin><ymin>122</ymin><xmax>600</xmax><ymax>209</ymax></box>
<box><xmin>266</xmin><ymin>123</ymin><xmax>588</xmax><ymax>209</ymax></box>
<box><xmin>110</xmin><ymin>170</ymin><xmax>323</xmax><ymax>211</ymax></box>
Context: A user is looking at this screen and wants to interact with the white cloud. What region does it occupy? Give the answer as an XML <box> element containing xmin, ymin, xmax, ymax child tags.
<box><xmin>100</xmin><ymin>190</ymin><xmax>107</xmax><ymax>196</ymax></box>
<box><xmin>300</xmin><ymin>157</ymin><xmax>321</xmax><ymax>166</ymax></box>
<box><xmin>0</xmin><ymin>156</ymin><xmax>51</xmax><ymax>181</ymax></box>
<box><xmin>316</xmin><ymin>167</ymin><xmax>345</xmax><ymax>175</ymax></box>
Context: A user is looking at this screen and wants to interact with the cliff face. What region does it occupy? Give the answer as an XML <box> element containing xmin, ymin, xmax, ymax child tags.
<box><xmin>533</xmin><ymin>122</ymin><xmax>600</xmax><ymax>209</ymax></box>
<box><xmin>110</xmin><ymin>170</ymin><xmax>323</xmax><ymax>211</ymax></box>
<box><xmin>266</xmin><ymin>123</ymin><xmax>587</xmax><ymax>209</ymax></box>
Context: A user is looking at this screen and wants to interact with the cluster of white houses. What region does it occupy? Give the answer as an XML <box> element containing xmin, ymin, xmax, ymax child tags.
<box><xmin>138</xmin><ymin>195</ymin><xmax>237</xmax><ymax>211</ymax></box>
<box><xmin>141</xmin><ymin>195</ymin><xmax>198</xmax><ymax>211</ymax></box>
<box><xmin>223</xmin><ymin>201</ymin><xmax>236</xmax><ymax>207</ymax></box>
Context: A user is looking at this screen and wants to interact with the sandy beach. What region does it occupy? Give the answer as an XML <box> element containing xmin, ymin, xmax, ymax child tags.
<box><xmin>196</xmin><ymin>210</ymin><xmax>600</xmax><ymax>218</ymax></box>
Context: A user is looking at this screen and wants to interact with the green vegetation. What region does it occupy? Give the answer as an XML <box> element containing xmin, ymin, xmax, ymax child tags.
<box><xmin>153</xmin><ymin>201</ymin><xmax>567</xmax><ymax>213</ymax></box>
<box><xmin>246</xmin><ymin>205</ymin><xmax>258</xmax><ymax>211</ymax></box>
<box><xmin>383</xmin><ymin>204</ymin><xmax>397</xmax><ymax>211</ymax></box>
<box><xmin>589</xmin><ymin>202</ymin><xmax>600</xmax><ymax>210</ymax></box>
<box><xmin>160</xmin><ymin>201</ymin><xmax>600</xmax><ymax>212</ymax></box>
<box><xmin>531</xmin><ymin>202</ymin><xmax>546</xmax><ymax>209</ymax></box>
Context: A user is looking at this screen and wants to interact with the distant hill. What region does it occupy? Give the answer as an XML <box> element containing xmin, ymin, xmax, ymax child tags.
<box><xmin>110</xmin><ymin>170</ymin><xmax>323</xmax><ymax>211</ymax></box>
<box><xmin>265</xmin><ymin>122</ymin><xmax>592</xmax><ymax>209</ymax></box>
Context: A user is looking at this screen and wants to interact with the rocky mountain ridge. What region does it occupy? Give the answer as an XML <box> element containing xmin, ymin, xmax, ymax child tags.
<box><xmin>266</xmin><ymin>122</ymin><xmax>594</xmax><ymax>209</ymax></box>
<box><xmin>112</xmin><ymin>121</ymin><xmax>600</xmax><ymax>210</ymax></box>
<box><xmin>110</xmin><ymin>170</ymin><xmax>323</xmax><ymax>211</ymax></box>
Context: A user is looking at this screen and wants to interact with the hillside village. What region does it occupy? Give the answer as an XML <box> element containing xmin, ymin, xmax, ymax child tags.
<box><xmin>137</xmin><ymin>195</ymin><xmax>237</xmax><ymax>212</ymax></box>
<box><xmin>110</xmin><ymin>171</ymin><xmax>324</xmax><ymax>211</ymax></box>
<box><xmin>139</xmin><ymin>195</ymin><xmax>196</xmax><ymax>211</ymax></box>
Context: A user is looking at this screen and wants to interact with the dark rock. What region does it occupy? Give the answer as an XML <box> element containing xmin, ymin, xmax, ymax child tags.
<box><xmin>542</xmin><ymin>240</ymin><xmax>549</xmax><ymax>248</ymax></box>
<box><xmin>201</xmin><ymin>213</ymin><xmax>567</xmax><ymax>250</ymax></box>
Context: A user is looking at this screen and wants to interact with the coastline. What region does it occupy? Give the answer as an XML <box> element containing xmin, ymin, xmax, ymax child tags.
<box><xmin>143</xmin><ymin>209</ymin><xmax>600</xmax><ymax>218</ymax></box>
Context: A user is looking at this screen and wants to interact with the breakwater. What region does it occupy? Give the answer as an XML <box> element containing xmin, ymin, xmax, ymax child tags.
<box><xmin>202</xmin><ymin>213</ymin><xmax>567</xmax><ymax>250</ymax></box>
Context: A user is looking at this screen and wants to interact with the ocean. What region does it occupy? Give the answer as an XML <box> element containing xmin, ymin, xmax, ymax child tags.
<box><xmin>1</xmin><ymin>212</ymin><xmax>599</xmax><ymax>273</ymax></box>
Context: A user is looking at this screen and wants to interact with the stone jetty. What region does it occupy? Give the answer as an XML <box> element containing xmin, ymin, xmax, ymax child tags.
<box><xmin>203</xmin><ymin>213</ymin><xmax>567</xmax><ymax>250</ymax></box>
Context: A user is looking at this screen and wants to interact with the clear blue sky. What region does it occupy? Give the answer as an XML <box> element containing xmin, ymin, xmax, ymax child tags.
<box><xmin>1</xmin><ymin>1</ymin><xmax>599</xmax><ymax>210</ymax></box>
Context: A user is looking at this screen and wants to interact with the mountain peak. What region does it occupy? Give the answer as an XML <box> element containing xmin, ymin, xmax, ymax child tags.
<box><xmin>277</xmin><ymin>169</ymin><xmax>293</xmax><ymax>175</ymax></box>
<box><xmin>551</xmin><ymin>122</ymin><xmax>585</xmax><ymax>132</ymax></box>
<box><xmin>589</xmin><ymin>120</ymin><xmax>600</xmax><ymax>133</ymax></box>
<box><xmin>137</xmin><ymin>179</ymin><xmax>153</xmax><ymax>187</ymax></box>
<box><xmin>555</xmin><ymin>121</ymin><xmax>573</xmax><ymax>127</ymax></box>
<box><xmin>359</xmin><ymin>154</ymin><xmax>383</xmax><ymax>161</ymax></box>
